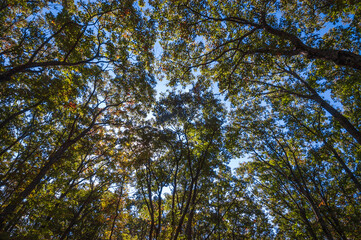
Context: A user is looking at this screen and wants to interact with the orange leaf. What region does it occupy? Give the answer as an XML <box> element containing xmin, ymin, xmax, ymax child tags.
<box><xmin>318</xmin><ymin>200</ymin><xmax>325</xmax><ymax>207</ymax></box>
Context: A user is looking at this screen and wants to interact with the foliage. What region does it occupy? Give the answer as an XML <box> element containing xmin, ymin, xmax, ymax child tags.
<box><xmin>0</xmin><ymin>0</ymin><xmax>360</xmax><ymax>239</ymax></box>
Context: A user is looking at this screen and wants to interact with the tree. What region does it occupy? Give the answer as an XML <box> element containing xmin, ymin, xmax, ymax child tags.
<box><xmin>119</xmin><ymin>88</ymin><xmax>230</xmax><ymax>239</ymax></box>
<box><xmin>0</xmin><ymin>0</ymin><xmax>155</xmax><ymax>237</ymax></box>
<box><xmin>150</xmin><ymin>0</ymin><xmax>361</xmax><ymax>143</ymax></box>
<box><xmin>228</xmin><ymin>96</ymin><xmax>361</xmax><ymax>239</ymax></box>
<box><xmin>149</xmin><ymin>0</ymin><xmax>361</xmax><ymax>238</ymax></box>
<box><xmin>117</xmin><ymin>88</ymin><xmax>274</xmax><ymax>239</ymax></box>
<box><xmin>1</xmin><ymin>0</ymin><xmax>361</xmax><ymax>239</ymax></box>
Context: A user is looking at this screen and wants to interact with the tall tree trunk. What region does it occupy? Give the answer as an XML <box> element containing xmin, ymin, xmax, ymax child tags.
<box><xmin>286</xmin><ymin>68</ymin><xmax>361</xmax><ymax>145</ymax></box>
<box><xmin>109</xmin><ymin>185</ymin><xmax>124</xmax><ymax>240</ymax></box>
<box><xmin>59</xmin><ymin>191</ymin><xmax>95</xmax><ymax>240</ymax></box>
<box><xmin>0</xmin><ymin>109</ymin><xmax>102</xmax><ymax>230</ymax></box>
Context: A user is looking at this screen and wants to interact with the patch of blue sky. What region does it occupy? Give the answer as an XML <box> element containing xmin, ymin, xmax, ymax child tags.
<box><xmin>228</xmin><ymin>155</ymin><xmax>252</xmax><ymax>171</ymax></box>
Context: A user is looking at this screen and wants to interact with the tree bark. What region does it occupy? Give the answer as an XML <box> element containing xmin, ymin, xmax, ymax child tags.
<box><xmin>262</xmin><ymin>22</ymin><xmax>361</xmax><ymax>71</ymax></box>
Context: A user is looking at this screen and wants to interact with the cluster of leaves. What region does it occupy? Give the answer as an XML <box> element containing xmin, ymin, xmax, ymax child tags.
<box><xmin>0</xmin><ymin>0</ymin><xmax>155</xmax><ymax>239</ymax></box>
<box><xmin>1</xmin><ymin>0</ymin><xmax>361</xmax><ymax>239</ymax></box>
<box><xmin>149</xmin><ymin>0</ymin><xmax>361</xmax><ymax>239</ymax></box>
<box><xmin>116</xmin><ymin>88</ymin><xmax>273</xmax><ymax>239</ymax></box>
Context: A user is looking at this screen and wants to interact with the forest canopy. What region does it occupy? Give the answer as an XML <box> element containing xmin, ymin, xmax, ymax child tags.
<box><xmin>0</xmin><ymin>0</ymin><xmax>360</xmax><ymax>239</ymax></box>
